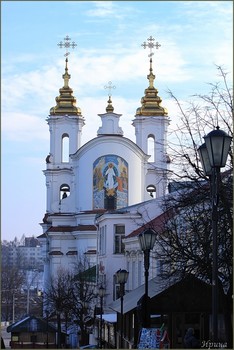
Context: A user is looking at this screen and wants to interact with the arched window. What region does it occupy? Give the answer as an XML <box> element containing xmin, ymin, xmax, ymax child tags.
<box><xmin>62</xmin><ymin>134</ymin><xmax>69</xmax><ymax>163</ymax></box>
<box><xmin>60</xmin><ymin>184</ymin><xmax>70</xmax><ymax>200</ymax></box>
<box><xmin>146</xmin><ymin>185</ymin><xmax>156</xmax><ymax>198</ymax></box>
<box><xmin>147</xmin><ymin>135</ymin><xmax>155</xmax><ymax>162</ymax></box>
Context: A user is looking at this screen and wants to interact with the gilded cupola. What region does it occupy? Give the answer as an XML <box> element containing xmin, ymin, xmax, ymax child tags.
<box><xmin>106</xmin><ymin>95</ymin><xmax>114</xmax><ymax>113</ymax></box>
<box><xmin>50</xmin><ymin>58</ymin><xmax>82</xmax><ymax>116</ymax></box>
<box><xmin>136</xmin><ymin>57</ymin><xmax>168</xmax><ymax>116</ymax></box>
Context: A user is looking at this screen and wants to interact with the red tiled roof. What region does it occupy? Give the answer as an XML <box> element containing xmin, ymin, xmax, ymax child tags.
<box><xmin>126</xmin><ymin>210</ymin><xmax>174</xmax><ymax>239</ymax></box>
<box><xmin>46</xmin><ymin>225</ymin><xmax>97</xmax><ymax>233</ymax></box>
<box><xmin>82</xmin><ymin>209</ymin><xmax>107</xmax><ymax>214</ymax></box>
<box><xmin>76</xmin><ymin>225</ymin><xmax>97</xmax><ymax>231</ymax></box>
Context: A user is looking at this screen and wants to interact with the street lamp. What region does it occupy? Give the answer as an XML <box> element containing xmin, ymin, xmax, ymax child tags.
<box><xmin>198</xmin><ymin>126</ymin><xmax>232</xmax><ymax>342</ymax></box>
<box><xmin>138</xmin><ymin>228</ymin><xmax>157</xmax><ymax>328</ymax></box>
<box><xmin>98</xmin><ymin>285</ymin><xmax>105</xmax><ymax>349</ymax></box>
<box><xmin>115</xmin><ymin>269</ymin><xmax>129</xmax><ymax>348</ymax></box>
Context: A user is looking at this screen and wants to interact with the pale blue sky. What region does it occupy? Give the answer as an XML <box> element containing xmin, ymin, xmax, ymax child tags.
<box><xmin>2</xmin><ymin>1</ymin><xmax>233</xmax><ymax>241</ymax></box>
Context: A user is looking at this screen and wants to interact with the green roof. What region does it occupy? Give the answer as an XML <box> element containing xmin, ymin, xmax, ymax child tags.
<box><xmin>74</xmin><ymin>265</ymin><xmax>97</xmax><ymax>283</ymax></box>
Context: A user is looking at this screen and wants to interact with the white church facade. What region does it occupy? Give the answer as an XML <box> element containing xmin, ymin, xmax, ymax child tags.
<box><xmin>38</xmin><ymin>36</ymin><xmax>170</xmax><ymax>307</ymax></box>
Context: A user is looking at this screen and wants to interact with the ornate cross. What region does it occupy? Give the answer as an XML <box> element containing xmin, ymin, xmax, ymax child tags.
<box><xmin>57</xmin><ymin>35</ymin><xmax>77</xmax><ymax>57</ymax></box>
<box><xmin>104</xmin><ymin>81</ymin><xmax>116</xmax><ymax>96</ymax></box>
<box><xmin>141</xmin><ymin>36</ymin><xmax>161</xmax><ymax>57</ymax></box>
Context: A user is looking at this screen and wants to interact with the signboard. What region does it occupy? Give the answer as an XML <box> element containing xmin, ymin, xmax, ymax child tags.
<box><xmin>138</xmin><ymin>328</ymin><xmax>162</xmax><ymax>349</ymax></box>
<box><xmin>138</xmin><ymin>328</ymin><xmax>170</xmax><ymax>349</ymax></box>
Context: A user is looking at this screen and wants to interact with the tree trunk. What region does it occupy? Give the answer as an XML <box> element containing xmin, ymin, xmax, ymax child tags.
<box><xmin>57</xmin><ymin>313</ymin><xmax>61</xmax><ymax>348</ymax></box>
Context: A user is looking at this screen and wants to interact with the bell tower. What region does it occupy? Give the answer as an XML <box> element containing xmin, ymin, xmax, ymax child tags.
<box><xmin>44</xmin><ymin>36</ymin><xmax>85</xmax><ymax>213</ymax></box>
<box><xmin>132</xmin><ymin>36</ymin><xmax>170</xmax><ymax>199</ymax></box>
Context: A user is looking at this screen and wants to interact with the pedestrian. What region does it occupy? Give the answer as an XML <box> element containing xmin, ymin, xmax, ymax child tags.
<box><xmin>183</xmin><ymin>328</ymin><xmax>200</xmax><ymax>348</ymax></box>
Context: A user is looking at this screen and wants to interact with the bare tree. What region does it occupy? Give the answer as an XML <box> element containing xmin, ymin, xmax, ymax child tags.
<box><xmin>70</xmin><ymin>255</ymin><xmax>97</xmax><ymax>345</ymax></box>
<box><xmin>43</xmin><ymin>257</ymin><xmax>97</xmax><ymax>347</ymax></box>
<box><xmin>44</xmin><ymin>267</ymin><xmax>74</xmax><ymax>348</ymax></box>
<box><xmin>154</xmin><ymin>66</ymin><xmax>233</xmax><ymax>346</ymax></box>
<box><xmin>1</xmin><ymin>266</ymin><xmax>25</xmax><ymax>322</ymax></box>
<box><xmin>167</xmin><ymin>65</ymin><xmax>233</xmax><ymax>182</ymax></box>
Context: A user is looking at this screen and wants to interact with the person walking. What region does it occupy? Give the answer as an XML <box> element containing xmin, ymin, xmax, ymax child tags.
<box><xmin>183</xmin><ymin>328</ymin><xmax>200</xmax><ymax>348</ymax></box>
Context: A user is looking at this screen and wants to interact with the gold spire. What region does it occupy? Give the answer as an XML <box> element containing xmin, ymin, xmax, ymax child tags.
<box><xmin>104</xmin><ymin>81</ymin><xmax>116</xmax><ymax>113</ymax></box>
<box><xmin>50</xmin><ymin>58</ymin><xmax>82</xmax><ymax>116</ymax></box>
<box><xmin>106</xmin><ymin>96</ymin><xmax>114</xmax><ymax>113</ymax></box>
<box><xmin>136</xmin><ymin>36</ymin><xmax>167</xmax><ymax>116</ymax></box>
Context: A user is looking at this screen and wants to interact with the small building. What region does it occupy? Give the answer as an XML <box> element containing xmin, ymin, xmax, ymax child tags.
<box><xmin>109</xmin><ymin>274</ymin><xmax>226</xmax><ymax>349</ymax></box>
<box><xmin>7</xmin><ymin>316</ymin><xmax>57</xmax><ymax>349</ymax></box>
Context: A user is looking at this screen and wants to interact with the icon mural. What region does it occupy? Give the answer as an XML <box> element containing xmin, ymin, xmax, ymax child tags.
<box><xmin>93</xmin><ymin>155</ymin><xmax>128</xmax><ymax>210</ymax></box>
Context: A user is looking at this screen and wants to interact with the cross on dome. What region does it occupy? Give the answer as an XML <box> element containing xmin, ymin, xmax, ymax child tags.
<box><xmin>136</xmin><ymin>36</ymin><xmax>167</xmax><ymax>116</ymax></box>
<box><xmin>104</xmin><ymin>81</ymin><xmax>116</xmax><ymax>113</ymax></box>
<box><xmin>141</xmin><ymin>36</ymin><xmax>161</xmax><ymax>57</ymax></box>
<box><xmin>104</xmin><ymin>81</ymin><xmax>116</xmax><ymax>97</ymax></box>
<box><xmin>50</xmin><ymin>35</ymin><xmax>81</xmax><ymax>116</ymax></box>
<box><xmin>57</xmin><ymin>35</ymin><xmax>77</xmax><ymax>57</ymax></box>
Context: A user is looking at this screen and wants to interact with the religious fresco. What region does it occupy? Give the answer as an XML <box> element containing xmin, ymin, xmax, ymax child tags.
<box><xmin>93</xmin><ymin>155</ymin><xmax>128</xmax><ymax>210</ymax></box>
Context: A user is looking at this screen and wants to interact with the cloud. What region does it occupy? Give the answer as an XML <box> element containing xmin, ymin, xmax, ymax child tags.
<box><xmin>86</xmin><ymin>1</ymin><xmax>116</xmax><ymax>17</ymax></box>
<box><xmin>3</xmin><ymin>43</ymin><xmax>230</xmax><ymax>146</ymax></box>
<box><xmin>2</xmin><ymin>111</ymin><xmax>48</xmax><ymax>142</ymax></box>
<box><xmin>2</xmin><ymin>43</ymin><xmax>193</xmax><ymax>143</ymax></box>
<box><xmin>85</xmin><ymin>1</ymin><xmax>138</xmax><ymax>20</ymax></box>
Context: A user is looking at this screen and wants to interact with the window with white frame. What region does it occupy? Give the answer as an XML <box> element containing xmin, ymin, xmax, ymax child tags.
<box><xmin>114</xmin><ymin>225</ymin><xmax>125</xmax><ymax>254</ymax></box>
<box><xmin>132</xmin><ymin>261</ymin><xmax>136</xmax><ymax>289</ymax></box>
<box><xmin>99</xmin><ymin>226</ymin><xmax>106</xmax><ymax>255</ymax></box>
<box><xmin>62</xmin><ymin>134</ymin><xmax>69</xmax><ymax>163</ymax></box>
<box><xmin>147</xmin><ymin>135</ymin><xmax>155</xmax><ymax>162</ymax></box>
<box><xmin>138</xmin><ymin>260</ymin><xmax>142</xmax><ymax>286</ymax></box>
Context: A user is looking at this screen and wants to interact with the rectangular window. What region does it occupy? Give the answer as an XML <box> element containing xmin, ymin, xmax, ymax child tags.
<box><xmin>132</xmin><ymin>261</ymin><xmax>136</xmax><ymax>289</ymax></box>
<box><xmin>99</xmin><ymin>226</ymin><xmax>106</xmax><ymax>255</ymax></box>
<box><xmin>138</xmin><ymin>260</ymin><xmax>142</xmax><ymax>286</ymax></box>
<box><xmin>114</xmin><ymin>225</ymin><xmax>125</xmax><ymax>254</ymax></box>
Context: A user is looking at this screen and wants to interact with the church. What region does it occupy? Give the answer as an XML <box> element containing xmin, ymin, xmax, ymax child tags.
<box><xmin>38</xmin><ymin>35</ymin><xmax>170</xmax><ymax>307</ymax></box>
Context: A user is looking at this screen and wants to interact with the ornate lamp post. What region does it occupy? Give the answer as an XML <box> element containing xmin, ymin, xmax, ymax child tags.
<box><xmin>115</xmin><ymin>269</ymin><xmax>129</xmax><ymax>348</ymax></box>
<box><xmin>98</xmin><ymin>286</ymin><xmax>105</xmax><ymax>349</ymax></box>
<box><xmin>138</xmin><ymin>229</ymin><xmax>157</xmax><ymax>328</ymax></box>
<box><xmin>198</xmin><ymin>127</ymin><xmax>232</xmax><ymax>342</ymax></box>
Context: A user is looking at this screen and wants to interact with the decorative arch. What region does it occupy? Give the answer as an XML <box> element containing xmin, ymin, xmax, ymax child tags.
<box><xmin>60</xmin><ymin>184</ymin><xmax>70</xmax><ymax>200</ymax></box>
<box><xmin>147</xmin><ymin>134</ymin><xmax>155</xmax><ymax>162</ymax></box>
<box><xmin>62</xmin><ymin>133</ymin><xmax>69</xmax><ymax>162</ymax></box>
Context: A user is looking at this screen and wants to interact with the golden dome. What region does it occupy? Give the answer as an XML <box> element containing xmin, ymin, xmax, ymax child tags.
<box><xmin>50</xmin><ymin>58</ymin><xmax>82</xmax><ymax>116</ymax></box>
<box><xmin>136</xmin><ymin>58</ymin><xmax>167</xmax><ymax>116</ymax></box>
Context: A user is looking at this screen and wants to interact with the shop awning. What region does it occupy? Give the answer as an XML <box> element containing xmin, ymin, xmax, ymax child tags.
<box><xmin>108</xmin><ymin>275</ymin><xmax>177</xmax><ymax>314</ymax></box>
